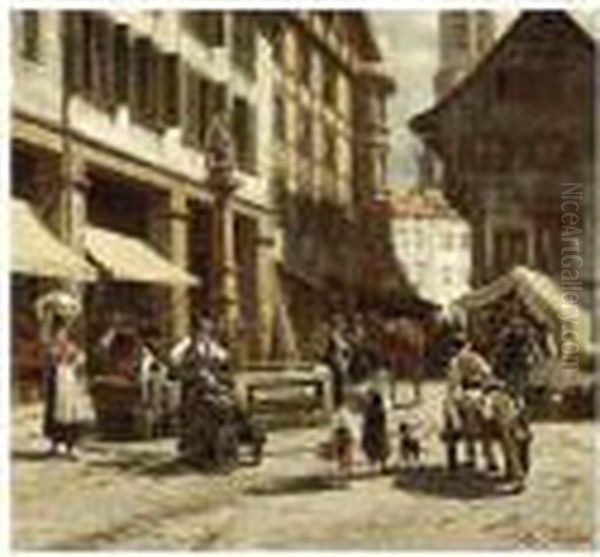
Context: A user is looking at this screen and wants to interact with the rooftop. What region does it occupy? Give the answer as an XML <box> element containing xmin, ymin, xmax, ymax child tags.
<box><xmin>389</xmin><ymin>187</ymin><xmax>463</xmax><ymax>220</ymax></box>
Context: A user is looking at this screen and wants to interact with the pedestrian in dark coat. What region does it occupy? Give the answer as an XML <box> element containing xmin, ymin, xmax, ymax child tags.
<box><xmin>361</xmin><ymin>389</ymin><xmax>389</xmax><ymax>472</ymax></box>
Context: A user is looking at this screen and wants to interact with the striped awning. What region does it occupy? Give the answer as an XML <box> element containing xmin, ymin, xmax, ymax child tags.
<box><xmin>11</xmin><ymin>198</ymin><xmax>97</xmax><ymax>281</ymax></box>
<box><xmin>85</xmin><ymin>225</ymin><xmax>199</xmax><ymax>286</ymax></box>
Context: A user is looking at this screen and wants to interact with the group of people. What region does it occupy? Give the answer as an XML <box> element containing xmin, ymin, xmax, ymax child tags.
<box><xmin>321</xmin><ymin>311</ymin><xmax>428</xmax><ymax>411</ymax></box>
<box><xmin>321</xmin><ymin>307</ymin><xmax>556</xmax><ymax>484</ymax></box>
<box><xmin>39</xmin><ymin>302</ymin><xmax>242</xmax><ymax>466</ymax></box>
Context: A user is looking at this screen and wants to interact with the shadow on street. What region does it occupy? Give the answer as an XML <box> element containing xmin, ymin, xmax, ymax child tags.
<box><xmin>393</xmin><ymin>465</ymin><xmax>520</xmax><ymax>500</ymax></box>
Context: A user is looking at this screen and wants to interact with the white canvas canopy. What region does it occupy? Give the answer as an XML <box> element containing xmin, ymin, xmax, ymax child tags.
<box><xmin>85</xmin><ymin>226</ymin><xmax>199</xmax><ymax>286</ymax></box>
<box><xmin>456</xmin><ymin>266</ymin><xmax>592</xmax><ymax>358</ymax></box>
<box><xmin>11</xmin><ymin>199</ymin><xmax>98</xmax><ymax>281</ymax></box>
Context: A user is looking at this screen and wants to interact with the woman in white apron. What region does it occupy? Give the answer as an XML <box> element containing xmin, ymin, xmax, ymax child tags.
<box><xmin>42</xmin><ymin>316</ymin><xmax>86</xmax><ymax>458</ymax></box>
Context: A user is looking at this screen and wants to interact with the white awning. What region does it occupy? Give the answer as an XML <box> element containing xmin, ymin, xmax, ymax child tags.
<box><xmin>85</xmin><ymin>225</ymin><xmax>199</xmax><ymax>286</ymax></box>
<box><xmin>11</xmin><ymin>198</ymin><xmax>98</xmax><ymax>281</ymax></box>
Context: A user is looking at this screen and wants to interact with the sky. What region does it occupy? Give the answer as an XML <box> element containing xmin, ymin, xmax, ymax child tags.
<box><xmin>369</xmin><ymin>11</ymin><xmax>517</xmax><ymax>187</ymax></box>
<box><xmin>370</xmin><ymin>12</ymin><xmax>438</xmax><ymax>187</ymax></box>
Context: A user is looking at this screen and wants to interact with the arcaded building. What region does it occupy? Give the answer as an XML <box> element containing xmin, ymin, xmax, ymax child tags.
<box><xmin>10</xmin><ymin>11</ymin><xmax>281</xmax><ymax>398</ymax></box>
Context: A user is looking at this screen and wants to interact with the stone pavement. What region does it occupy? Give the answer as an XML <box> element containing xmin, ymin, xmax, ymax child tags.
<box><xmin>10</xmin><ymin>382</ymin><xmax>597</xmax><ymax>550</ymax></box>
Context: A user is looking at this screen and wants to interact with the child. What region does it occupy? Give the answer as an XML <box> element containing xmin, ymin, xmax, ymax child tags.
<box><xmin>397</xmin><ymin>421</ymin><xmax>422</xmax><ymax>467</ymax></box>
<box><xmin>330</xmin><ymin>405</ymin><xmax>356</xmax><ymax>483</ymax></box>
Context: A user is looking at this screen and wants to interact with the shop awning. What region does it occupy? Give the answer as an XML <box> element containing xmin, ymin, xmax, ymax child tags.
<box><xmin>11</xmin><ymin>198</ymin><xmax>98</xmax><ymax>281</ymax></box>
<box><xmin>456</xmin><ymin>265</ymin><xmax>592</xmax><ymax>356</ymax></box>
<box><xmin>85</xmin><ymin>225</ymin><xmax>199</xmax><ymax>286</ymax></box>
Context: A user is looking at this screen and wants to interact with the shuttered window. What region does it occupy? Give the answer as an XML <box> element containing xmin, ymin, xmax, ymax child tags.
<box><xmin>68</xmin><ymin>12</ymin><xmax>115</xmax><ymax>111</ymax></box>
<box><xmin>114</xmin><ymin>24</ymin><xmax>129</xmax><ymax>105</ymax></box>
<box><xmin>161</xmin><ymin>53</ymin><xmax>180</xmax><ymax>128</ymax></box>
<box><xmin>233</xmin><ymin>97</ymin><xmax>257</xmax><ymax>174</ymax></box>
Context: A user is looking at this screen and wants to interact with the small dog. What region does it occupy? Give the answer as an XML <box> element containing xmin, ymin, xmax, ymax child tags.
<box><xmin>398</xmin><ymin>421</ymin><xmax>422</xmax><ymax>464</ymax></box>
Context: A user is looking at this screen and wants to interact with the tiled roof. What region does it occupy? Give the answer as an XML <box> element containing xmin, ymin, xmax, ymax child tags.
<box><xmin>389</xmin><ymin>188</ymin><xmax>462</xmax><ymax>220</ymax></box>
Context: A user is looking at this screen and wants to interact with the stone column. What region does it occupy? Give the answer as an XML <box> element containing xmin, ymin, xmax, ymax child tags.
<box><xmin>204</xmin><ymin>115</ymin><xmax>241</xmax><ymax>357</ymax></box>
<box><xmin>210</xmin><ymin>190</ymin><xmax>239</xmax><ymax>351</ymax></box>
<box><xmin>255</xmin><ymin>218</ymin><xmax>278</xmax><ymax>359</ymax></box>
<box><xmin>57</xmin><ymin>151</ymin><xmax>88</xmax><ymax>254</ymax></box>
<box><xmin>168</xmin><ymin>190</ymin><xmax>191</xmax><ymax>341</ymax></box>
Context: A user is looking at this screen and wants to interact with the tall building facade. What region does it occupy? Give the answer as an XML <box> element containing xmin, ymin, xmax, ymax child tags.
<box><xmin>268</xmin><ymin>13</ymin><xmax>397</xmax><ymax>355</ymax></box>
<box><xmin>11</xmin><ymin>11</ymin><xmax>396</xmax><ymax>397</ymax></box>
<box><xmin>10</xmin><ymin>11</ymin><xmax>280</xmax><ymax>400</ymax></box>
<box><xmin>411</xmin><ymin>13</ymin><xmax>595</xmax><ymax>304</ymax></box>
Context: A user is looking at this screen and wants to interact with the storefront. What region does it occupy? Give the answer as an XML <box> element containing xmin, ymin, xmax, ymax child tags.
<box><xmin>11</xmin><ymin>197</ymin><xmax>98</xmax><ymax>402</ymax></box>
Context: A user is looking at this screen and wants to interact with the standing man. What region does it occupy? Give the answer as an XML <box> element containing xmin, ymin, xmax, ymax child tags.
<box><xmin>443</xmin><ymin>334</ymin><xmax>497</xmax><ymax>471</ymax></box>
<box><xmin>323</xmin><ymin>314</ymin><xmax>351</xmax><ymax>409</ymax></box>
<box><xmin>493</xmin><ymin>316</ymin><xmax>543</xmax><ymax>409</ymax></box>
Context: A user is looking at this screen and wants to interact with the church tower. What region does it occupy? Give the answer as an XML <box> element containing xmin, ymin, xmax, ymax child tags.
<box><xmin>434</xmin><ymin>11</ymin><xmax>496</xmax><ymax>99</ymax></box>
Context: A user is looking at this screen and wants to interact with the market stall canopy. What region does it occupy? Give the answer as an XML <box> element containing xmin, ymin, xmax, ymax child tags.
<box><xmin>85</xmin><ymin>225</ymin><xmax>199</xmax><ymax>286</ymax></box>
<box><xmin>11</xmin><ymin>198</ymin><xmax>98</xmax><ymax>281</ymax></box>
<box><xmin>456</xmin><ymin>266</ymin><xmax>591</xmax><ymax>354</ymax></box>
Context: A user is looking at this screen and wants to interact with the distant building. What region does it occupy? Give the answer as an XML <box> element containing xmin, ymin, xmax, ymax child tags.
<box><xmin>435</xmin><ymin>10</ymin><xmax>496</xmax><ymax>98</ymax></box>
<box><xmin>390</xmin><ymin>188</ymin><xmax>471</xmax><ymax>308</ymax></box>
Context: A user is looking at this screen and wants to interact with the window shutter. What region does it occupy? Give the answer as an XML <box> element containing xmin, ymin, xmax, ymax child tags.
<box><xmin>198</xmin><ymin>77</ymin><xmax>209</xmax><ymax>147</ymax></box>
<box><xmin>81</xmin><ymin>12</ymin><xmax>93</xmax><ymax>93</ymax></box>
<box><xmin>182</xmin><ymin>64</ymin><xmax>196</xmax><ymax>146</ymax></box>
<box><xmin>114</xmin><ymin>24</ymin><xmax>129</xmax><ymax>105</ymax></box>
<box><xmin>248</xmin><ymin>105</ymin><xmax>257</xmax><ymax>173</ymax></box>
<box><xmin>64</xmin><ymin>12</ymin><xmax>84</xmax><ymax>92</ymax></box>
<box><xmin>162</xmin><ymin>53</ymin><xmax>180</xmax><ymax>128</ymax></box>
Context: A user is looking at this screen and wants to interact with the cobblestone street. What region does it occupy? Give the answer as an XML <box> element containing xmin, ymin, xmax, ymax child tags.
<box><xmin>12</xmin><ymin>382</ymin><xmax>597</xmax><ymax>550</ymax></box>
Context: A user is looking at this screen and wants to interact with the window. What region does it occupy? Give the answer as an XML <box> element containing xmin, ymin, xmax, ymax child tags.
<box><xmin>323</xmin><ymin>124</ymin><xmax>337</xmax><ymax>176</ymax></box>
<box><xmin>132</xmin><ymin>37</ymin><xmax>157</xmax><ymax>124</ymax></box>
<box><xmin>113</xmin><ymin>24</ymin><xmax>129</xmax><ymax>105</ymax></box>
<box><xmin>442</xmin><ymin>232</ymin><xmax>454</xmax><ymax>251</ymax></box>
<box><xmin>186</xmin><ymin>12</ymin><xmax>225</xmax><ymax>47</ymax></box>
<box><xmin>298</xmin><ymin>38</ymin><xmax>312</xmax><ymax>85</ymax></box>
<box><xmin>297</xmin><ymin>105</ymin><xmax>313</xmax><ymax>160</ymax></box>
<box><xmin>183</xmin><ymin>68</ymin><xmax>228</xmax><ymax>149</ymax></box>
<box><xmin>232</xmin><ymin>14</ymin><xmax>256</xmax><ymax>78</ymax></box>
<box><xmin>273</xmin><ymin>91</ymin><xmax>286</xmax><ymax>143</ymax></box>
<box><xmin>322</xmin><ymin>57</ymin><xmax>338</xmax><ymax>107</ymax></box>
<box><xmin>233</xmin><ymin>97</ymin><xmax>256</xmax><ymax>174</ymax></box>
<box><xmin>160</xmin><ymin>53</ymin><xmax>180</xmax><ymax>128</ymax></box>
<box><xmin>69</xmin><ymin>12</ymin><xmax>116</xmax><ymax>111</ymax></box>
<box><xmin>21</xmin><ymin>12</ymin><xmax>41</xmax><ymax>61</ymax></box>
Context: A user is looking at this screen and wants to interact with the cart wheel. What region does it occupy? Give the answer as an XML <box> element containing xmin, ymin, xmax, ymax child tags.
<box><xmin>215</xmin><ymin>424</ymin><xmax>239</xmax><ymax>470</ymax></box>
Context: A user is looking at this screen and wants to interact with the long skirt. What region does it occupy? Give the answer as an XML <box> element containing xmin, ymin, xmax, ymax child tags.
<box><xmin>43</xmin><ymin>364</ymin><xmax>83</xmax><ymax>446</ymax></box>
